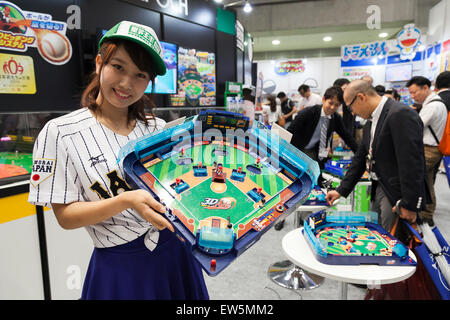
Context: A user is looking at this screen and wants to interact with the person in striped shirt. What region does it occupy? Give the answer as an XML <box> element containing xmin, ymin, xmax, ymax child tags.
<box><xmin>28</xmin><ymin>21</ymin><xmax>209</xmax><ymax>300</ymax></box>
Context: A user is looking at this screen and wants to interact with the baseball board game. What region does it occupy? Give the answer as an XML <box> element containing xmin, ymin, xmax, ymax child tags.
<box><xmin>303</xmin><ymin>211</ymin><xmax>416</xmax><ymax>266</ymax></box>
<box><xmin>120</xmin><ymin>110</ymin><xmax>320</xmax><ymax>275</ymax></box>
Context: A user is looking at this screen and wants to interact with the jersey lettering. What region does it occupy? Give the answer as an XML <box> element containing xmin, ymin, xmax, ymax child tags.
<box><xmin>89</xmin><ymin>170</ymin><xmax>132</xmax><ymax>200</ymax></box>
<box><xmin>107</xmin><ymin>170</ymin><xmax>132</xmax><ymax>195</ymax></box>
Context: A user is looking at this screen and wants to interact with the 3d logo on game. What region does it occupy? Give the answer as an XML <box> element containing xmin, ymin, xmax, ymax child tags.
<box><xmin>0</xmin><ymin>1</ymin><xmax>72</xmax><ymax>65</ymax></box>
<box><xmin>30</xmin><ymin>158</ymin><xmax>55</xmax><ymax>187</ymax></box>
<box><xmin>201</xmin><ymin>197</ymin><xmax>236</xmax><ymax>210</ymax></box>
<box><xmin>396</xmin><ymin>23</ymin><xmax>422</xmax><ymax>60</ymax></box>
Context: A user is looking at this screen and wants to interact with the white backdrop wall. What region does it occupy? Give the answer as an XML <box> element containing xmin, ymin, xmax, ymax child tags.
<box><xmin>256</xmin><ymin>56</ymin><xmax>341</xmax><ymax>100</ymax></box>
<box><xmin>428</xmin><ymin>0</ymin><xmax>450</xmax><ymax>43</ymax></box>
<box><xmin>257</xmin><ymin>55</ymin><xmax>424</xmax><ymax>98</ymax></box>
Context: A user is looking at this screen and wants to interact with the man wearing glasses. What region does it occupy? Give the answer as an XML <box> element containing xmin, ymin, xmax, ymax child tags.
<box><xmin>326</xmin><ymin>80</ymin><xmax>429</xmax><ymax>231</ymax></box>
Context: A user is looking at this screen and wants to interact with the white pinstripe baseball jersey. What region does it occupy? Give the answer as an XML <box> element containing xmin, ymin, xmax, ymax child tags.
<box><xmin>28</xmin><ymin>108</ymin><xmax>166</xmax><ymax>249</ymax></box>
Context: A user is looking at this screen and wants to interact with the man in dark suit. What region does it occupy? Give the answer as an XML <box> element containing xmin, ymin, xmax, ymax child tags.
<box><xmin>274</xmin><ymin>86</ymin><xmax>358</xmax><ymax>230</ymax></box>
<box><xmin>288</xmin><ymin>86</ymin><xmax>358</xmax><ymax>164</ymax></box>
<box><xmin>436</xmin><ymin>71</ymin><xmax>450</xmax><ymax>111</ymax></box>
<box><xmin>326</xmin><ymin>80</ymin><xmax>428</xmax><ymax>231</ymax></box>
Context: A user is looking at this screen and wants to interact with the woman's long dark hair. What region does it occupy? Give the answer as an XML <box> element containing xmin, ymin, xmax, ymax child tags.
<box><xmin>267</xmin><ymin>95</ymin><xmax>277</xmax><ymax>113</ymax></box>
<box><xmin>81</xmin><ymin>39</ymin><xmax>157</xmax><ymax>126</ymax></box>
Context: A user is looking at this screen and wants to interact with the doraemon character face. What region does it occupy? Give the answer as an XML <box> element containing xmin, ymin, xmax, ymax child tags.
<box><xmin>396</xmin><ymin>23</ymin><xmax>421</xmax><ymax>60</ymax></box>
<box><xmin>397</xmin><ymin>23</ymin><xmax>421</xmax><ymax>49</ymax></box>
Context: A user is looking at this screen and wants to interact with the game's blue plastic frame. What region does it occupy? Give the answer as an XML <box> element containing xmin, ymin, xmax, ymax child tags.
<box><xmin>121</xmin><ymin>110</ymin><xmax>320</xmax><ymax>276</ymax></box>
<box><xmin>303</xmin><ymin>210</ymin><xmax>417</xmax><ymax>266</ymax></box>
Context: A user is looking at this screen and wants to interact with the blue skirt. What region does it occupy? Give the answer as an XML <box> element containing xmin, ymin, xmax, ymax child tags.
<box><xmin>81</xmin><ymin>229</ymin><xmax>209</xmax><ymax>300</ymax></box>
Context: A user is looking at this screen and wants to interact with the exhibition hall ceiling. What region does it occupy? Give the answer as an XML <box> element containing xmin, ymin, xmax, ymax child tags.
<box><xmin>222</xmin><ymin>0</ymin><xmax>438</xmax><ymax>58</ymax></box>
<box><xmin>250</xmin><ymin>23</ymin><xmax>405</xmax><ymax>53</ymax></box>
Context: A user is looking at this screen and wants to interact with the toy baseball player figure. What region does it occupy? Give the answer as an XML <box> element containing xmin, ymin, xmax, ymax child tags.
<box><xmin>28</xmin><ymin>21</ymin><xmax>209</xmax><ymax>300</ymax></box>
<box><xmin>217</xmin><ymin>164</ymin><xmax>223</xmax><ymax>176</ymax></box>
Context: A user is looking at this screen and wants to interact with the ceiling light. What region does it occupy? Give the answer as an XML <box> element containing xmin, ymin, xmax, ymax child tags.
<box><xmin>379</xmin><ymin>32</ymin><xmax>388</xmax><ymax>38</ymax></box>
<box><xmin>214</xmin><ymin>0</ymin><xmax>223</xmax><ymax>2</ymax></box>
<box><xmin>323</xmin><ymin>36</ymin><xmax>332</xmax><ymax>42</ymax></box>
<box><xmin>272</xmin><ymin>39</ymin><xmax>280</xmax><ymax>45</ymax></box>
<box><xmin>243</xmin><ymin>1</ymin><xmax>252</xmax><ymax>13</ymax></box>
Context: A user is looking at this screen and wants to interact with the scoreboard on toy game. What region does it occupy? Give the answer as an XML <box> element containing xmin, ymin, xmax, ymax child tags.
<box><xmin>197</xmin><ymin>110</ymin><xmax>249</xmax><ymax>131</ymax></box>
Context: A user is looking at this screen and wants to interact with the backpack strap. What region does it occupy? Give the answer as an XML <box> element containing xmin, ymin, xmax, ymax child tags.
<box><xmin>429</xmin><ymin>126</ymin><xmax>440</xmax><ymax>145</ymax></box>
<box><xmin>427</xmin><ymin>98</ymin><xmax>445</xmax><ymax>145</ymax></box>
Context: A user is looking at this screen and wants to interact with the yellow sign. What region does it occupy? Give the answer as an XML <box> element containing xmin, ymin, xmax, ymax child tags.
<box><xmin>441</xmin><ymin>39</ymin><xmax>450</xmax><ymax>72</ymax></box>
<box><xmin>0</xmin><ymin>53</ymin><xmax>36</xmax><ymax>94</ymax></box>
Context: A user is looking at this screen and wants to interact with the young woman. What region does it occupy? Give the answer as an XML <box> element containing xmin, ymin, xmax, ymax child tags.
<box><xmin>28</xmin><ymin>21</ymin><xmax>209</xmax><ymax>300</ymax></box>
<box><xmin>242</xmin><ymin>87</ymin><xmax>255</xmax><ymax>126</ymax></box>
<box><xmin>262</xmin><ymin>94</ymin><xmax>283</xmax><ymax>127</ymax></box>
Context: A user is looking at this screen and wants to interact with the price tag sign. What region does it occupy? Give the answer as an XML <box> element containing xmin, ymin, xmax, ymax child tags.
<box><xmin>0</xmin><ymin>53</ymin><xmax>36</xmax><ymax>94</ymax></box>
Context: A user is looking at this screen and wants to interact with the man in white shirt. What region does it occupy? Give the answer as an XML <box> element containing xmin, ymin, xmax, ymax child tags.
<box><xmin>298</xmin><ymin>84</ymin><xmax>322</xmax><ymax>111</ymax></box>
<box><xmin>407</xmin><ymin>76</ymin><xmax>448</xmax><ymax>225</ymax></box>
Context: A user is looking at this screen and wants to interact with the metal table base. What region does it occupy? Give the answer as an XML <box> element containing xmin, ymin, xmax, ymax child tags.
<box><xmin>268</xmin><ymin>260</ymin><xmax>324</xmax><ymax>290</ymax></box>
<box><xmin>268</xmin><ymin>209</ymin><xmax>325</xmax><ymax>290</ymax></box>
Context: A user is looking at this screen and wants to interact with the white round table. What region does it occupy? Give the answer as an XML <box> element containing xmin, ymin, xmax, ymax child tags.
<box><xmin>282</xmin><ymin>228</ymin><xmax>417</xmax><ymax>299</ymax></box>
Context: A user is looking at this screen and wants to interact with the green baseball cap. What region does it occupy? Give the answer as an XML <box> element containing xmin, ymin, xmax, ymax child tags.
<box><xmin>99</xmin><ymin>20</ymin><xmax>166</xmax><ymax>76</ymax></box>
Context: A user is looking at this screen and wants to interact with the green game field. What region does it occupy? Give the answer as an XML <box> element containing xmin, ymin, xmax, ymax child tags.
<box><xmin>149</xmin><ymin>143</ymin><xmax>288</xmax><ymax>194</ymax></box>
<box><xmin>146</xmin><ymin>143</ymin><xmax>290</xmax><ymax>235</ymax></box>
<box><xmin>316</xmin><ymin>226</ymin><xmax>392</xmax><ymax>256</ymax></box>
<box><xmin>0</xmin><ymin>152</ymin><xmax>33</xmax><ymax>172</ymax></box>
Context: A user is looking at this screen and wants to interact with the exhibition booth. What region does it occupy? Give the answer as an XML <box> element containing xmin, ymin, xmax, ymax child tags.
<box><xmin>0</xmin><ymin>0</ymin><xmax>254</xmax><ymax>299</ymax></box>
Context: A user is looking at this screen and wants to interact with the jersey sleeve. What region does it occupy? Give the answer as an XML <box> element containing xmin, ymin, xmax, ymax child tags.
<box><xmin>154</xmin><ymin>117</ymin><xmax>166</xmax><ymax>130</ymax></box>
<box><xmin>28</xmin><ymin>121</ymin><xmax>82</xmax><ymax>207</ymax></box>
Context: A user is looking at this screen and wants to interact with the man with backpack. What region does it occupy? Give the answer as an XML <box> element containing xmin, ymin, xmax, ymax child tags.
<box><xmin>407</xmin><ymin>76</ymin><xmax>448</xmax><ymax>226</ymax></box>
<box><xmin>436</xmin><ymin>71</ymin><xmax>450</xmax><ymax>110</ymax></box>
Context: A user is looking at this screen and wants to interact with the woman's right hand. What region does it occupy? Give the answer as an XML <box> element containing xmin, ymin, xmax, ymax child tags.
<box><xmin>121</xmin><ymin>190</ymin><xmax>174</xmax><ymax>232</ymax></box>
